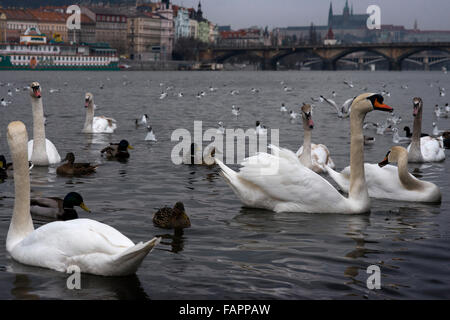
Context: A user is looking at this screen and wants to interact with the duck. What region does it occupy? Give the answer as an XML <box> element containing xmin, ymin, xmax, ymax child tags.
<box><xmin>31</xmin><ymin>192</ymin><xmax>92</xmax><ymax>221</ymax></box>
<box><xmin>295</xmin><ymin>103</ymin><xmax>335</xmax><ymax>173</ymax></box>
<box><xmin>101</xmin><ymin>140</ymin><xmax>134</xmax><ymax>160</ymax></box>
<box><xmin>27</xmin><ymin>82</ymin><xmax>61</xmax><ymax>166</ymax></box>
<box><xmin>326</xmin><ymin>146</ymin><xmax>441</xmax><ymax>203</ymax></box>
<box><xmin>407</xmin><ymin>97</ymin><xmax>445</xmax><ymax>162</ymax></box>
<box><xmin>145</xmin><ymin>126</ymin><xmax>157</xmax><ymax>141</ymax></box>
<box><xmin>5</xmin><ymin>121</ymin><xmax>160</xmax><ymax>276</ymax></box>
<box><xmin>215</xmin><ymin>93</ymin><xmax>394</xmax><ymax>213</ymax></box>
<box><xmin>443</xmin><ymin>131</ymin><xmax>450</xmax><ymax>149</ymax></box>
<box><xmin>403</xmin><ymin>126</ymin><xmax>428</xmax><ymax>138</ymax></box>
<box><xmin>56</xmin><ymin>153</ymin><xmax>97</xmax><ymax>176</ymax></box>
<box><xmin>82</xmin><ymin>93</ymin><xmax>117</xmax><ymax>134</ymax></box>
<box><xmin>182</xmin><ymin>143</ymin><xmax>217</xmax><ymax>166</ymax></box>
<box><xmin>152</xmin><ymin>202</ymin><xmax>191</xmax><ymax>229</ymax></box>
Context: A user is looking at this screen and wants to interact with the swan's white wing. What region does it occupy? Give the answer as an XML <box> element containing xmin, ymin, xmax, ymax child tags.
<box><xmin>27</xmin><ymin>139</ymin><xmax>61</xmax><ymax>164</ymax></box>
<box><xmin>226</xmin><ymin>146</ymin><xmax>349</xmax><ymax>213</ymax></box>
<box><xmin>9</xmin><ymin>219</ymin><xmax>159</xmax><ymax>275</ymax></box>
<box><xmin>311</xmin><ymin>144</ymin><xmax>335</xmax><ymax>169</ymax></box>
<box><xmin>421</xmin><ymin>137</ymin><xmax>445</xmax><ymax>162</ymax></box>
<box><xmin>93</xmin><ymin>116</ymin><xmax>117</xmax><ymax>133</ymax></box>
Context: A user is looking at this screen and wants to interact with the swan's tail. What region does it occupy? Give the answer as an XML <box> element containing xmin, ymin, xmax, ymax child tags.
<box><xmin>215</xmin><ymin>157</ymin><xmax>238</xmax><ymax>185</ymax></box>
<box><xmin>111</xmin><ymin>237</ymin><xmax>161</xmax><ymax>276</ymax></box>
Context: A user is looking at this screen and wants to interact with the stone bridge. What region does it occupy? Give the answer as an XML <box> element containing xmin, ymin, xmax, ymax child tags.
<box><xmin>198</xmin><ymin>42</ymin><xmax>450</xmax><ymax>70</ymax></box>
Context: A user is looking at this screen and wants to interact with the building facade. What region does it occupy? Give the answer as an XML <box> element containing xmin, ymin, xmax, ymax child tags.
<box><xmin>173</xmin><ymin>7</ymin><xmax>190</xmax><ymax>39</ymax></box>
<box><xmin>127</xmin><ymin>12</ymin><xmax>162</xmax><ymax>60</ymax></box>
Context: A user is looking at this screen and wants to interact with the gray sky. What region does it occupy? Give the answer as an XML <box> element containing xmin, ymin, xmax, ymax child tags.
<box><xmin>173</xmin><ymin>0</ymin><xmax>450</xmax><ymax>31</ymax></box>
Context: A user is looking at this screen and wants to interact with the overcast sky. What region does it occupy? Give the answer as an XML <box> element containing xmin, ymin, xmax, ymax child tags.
<box><xmin>173</xmin><ymin>0</ymin><xmax>450</xmax><ymax>31</ymax></box>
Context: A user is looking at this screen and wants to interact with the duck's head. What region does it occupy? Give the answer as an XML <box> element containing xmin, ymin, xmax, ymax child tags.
<box><xmin>63</xmin><ymin>192</ymin><xmax>91</xmax><ymax>212</ymax></box>
<box><xmin>63</xmin><ymin>152</ymin><xmax>75</xmax><ymax>164</ymax></box>
<box><xmin>85</xmin><ymin>93</ymin><xmax>93</xmax><ymax>108</ymax></box>
<box><xmin>147</xmin><ymin>126</ymin><xmax>153</xmax><ymax>132</ymax></box>
<box><xmin>118</xmin><ymin>140</ymin><xmax>133</xmax><ymax>151</ymax></box>
<box><xmin>378</xmin><ymin>146</ymin><xmax>407</xmax><ymax>167</ymax></box>
<box><xmin>413</xmin><ymin>97</ymin><xmax>423</xmax><ymax>117</ymax></box>
<box><xmin>171</xmin><ymin>202</ymin><xmax>191</xmax><ymax>229</ymax></box>
<box><xmin>29</xmin><ymin>82</ymin><xmax>41</xmax><ymax>99</ymax></box>
<box><xmin>301</xmin><ymin>103</ymin><xmax>314</xmax><ymax>129</ymax></box>
<box><xmin>351</xmin><ymin>93</ymin><xmax>393</xmax><ymax>115</ymax></box>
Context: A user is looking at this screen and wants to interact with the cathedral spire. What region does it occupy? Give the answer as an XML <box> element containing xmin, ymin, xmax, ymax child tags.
<box><xmin>328</xmin><ymin>2</ymin><xmax>333</xmax><ymax>26</ymax></box>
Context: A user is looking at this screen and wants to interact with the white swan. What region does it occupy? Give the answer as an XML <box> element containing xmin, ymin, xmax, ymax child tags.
<box><xmin>27</xmin><ymin>82</ymin><xmax>61</xmax><ymax>166</ymax></box>
<box><xmin>215</xmin><ymin>93</ymin><xmax>394</xmax><ymax>213</ymax></box>
<box><xmin>326</xmin><ymin>146</ymin><xmax>441</xmax><ymax>203</ymax></box>
<box><xmin>82</xmin><ymin>93</ymin><xmax>117</xmax><ymax>133</ymax></box>
<box><xmin>295</xmin><ymin>103</ymin><xmax>335</xmax><ymax>173</ymax></box>
<box><xmin>6</xmin><ymin>121</ymin><xmax>160</xmax><ymax>276</ymax></box>
<box><xmin>407</xmin><ymin>97</ymin><xmax>445</xmax><ymax>162</ymax></box>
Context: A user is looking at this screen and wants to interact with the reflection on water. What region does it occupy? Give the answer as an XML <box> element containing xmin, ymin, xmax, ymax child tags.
<box><xmin>0</xmin><ymin>71</ymin><xmax>449</xmax><ymax>299</ymax></box>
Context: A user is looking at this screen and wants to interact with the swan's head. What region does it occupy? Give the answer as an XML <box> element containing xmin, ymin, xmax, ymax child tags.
<box><xmin>352</xmin><ymin>93</ymin><xmax>393</xmax><ymax>114</ymax></box>
<box><xmin>301</xmin><ymin>103</ymin><xmax>314</xmax><ymax>129</ymax></box>
<box><xmin>412</xmin><ymin>97</ymin><xmax>423</xmax><ymax>117</ymax></box>
<box><xmin>118</xmin><ymin>140</ymin><xmax>133</xmax><ymax>151</ymax></box>
<box><xmin>63</xmin><ymin>192</ymin><xmax>91</xmax><ymax>212</ymax></box>
<box><xmin>29</xmin><ymin>82</ymin><xmax>41</xmax><ymax>99</ymax></box>
<box><xmin>85</xmin><ymin>93</ymin><xmax>93</xmax><ymax>108</ymax></box>
<box><xmin>378</xmin><ymin>146</ymin><xmax>407</xmax><ymax>167</ymax></box>
<box><xmin>63</xmin><ymin>152</ymin><xmax>75</xmax><ymax>164</ymax></box>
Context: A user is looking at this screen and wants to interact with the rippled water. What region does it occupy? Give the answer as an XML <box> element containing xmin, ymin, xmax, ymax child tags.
<box><xmin>0</xmin><ymin>70</ymin><xmax>449</xmax><ymax>300</ymax></box>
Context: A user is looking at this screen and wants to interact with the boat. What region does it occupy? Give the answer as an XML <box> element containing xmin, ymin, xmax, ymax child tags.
<box><xmin>0</xmin><ymin>27</ymin><xmax>119</xmax><ymax>71</ymax></box>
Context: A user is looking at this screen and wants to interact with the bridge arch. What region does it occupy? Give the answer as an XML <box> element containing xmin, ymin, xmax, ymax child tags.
<box><xmin>270</xmin><ymin>48</ymin><xmax>326</xmax><ymax>69</ymax></box>
<box><xmin>214</xmin><ymin>50</ymin><xmax>264</xmax><ymax>64</ymax></box>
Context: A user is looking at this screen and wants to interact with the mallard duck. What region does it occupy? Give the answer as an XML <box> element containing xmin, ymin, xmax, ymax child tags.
<box><xmin>0</xmin><ymin>155</ymin><xmax>33</xmax><ymax>180</ymax></box>
<box><xmin>101</xmin><ymin>140</ymin><xmax>133</xmax><ymax>160</ymax></box>
<box><xmin>30</xmin><ymin>192</ymin><xmax>91</xmax><ymax>221</ymax></box>
<box><xmin>56</xmin><ymin>152</ymin><xmax>97</xmax><ymax>176</ymax></box>
<box><xmin>153</xmin><ymin>202</ymin><xmax>191</xmax><ymax>229</ymax></box>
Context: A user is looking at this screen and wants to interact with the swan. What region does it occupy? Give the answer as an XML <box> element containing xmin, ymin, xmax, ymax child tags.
<box><xmin>27</xmin><ymin>82</ymin><xmax>61</xmax><ymax>166</ymax></box>
<box><xmin>215</xmin><ymin>93</ymin><xmax>394</xmax><ymax>213</ymax></box>
<box><xmin>6</xmin><ymin>121</ymin><xmax>160</xmax><ymax>276</ymax></box>
<box><xmin>295</xmin><ymin>103</ymin><xmax>335</xmax><ymax>173</ymax></box>
<box><xmin>326</xmin><ymin>146</ymin><xmax>441</xmax><ymax>203</ymax></box>
<box><xmin>407</xmin><ymin>97</ymin><xmax>445</xmax><ymax>162</ymax></box>
<box><xmin>83</xmin><ymin>93</ymin><xmax>117</xmax><ymax>134</ymax></box>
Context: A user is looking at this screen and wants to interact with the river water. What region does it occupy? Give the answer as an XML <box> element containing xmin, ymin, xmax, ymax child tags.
<box><xmin>0</xmin><ymin>70</ymin><xmax>449</xmax><ymax>299</ymax></box>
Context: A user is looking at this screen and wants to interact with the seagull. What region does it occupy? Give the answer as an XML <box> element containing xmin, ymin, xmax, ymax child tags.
<box><xmin>139</xmin><ymin>114</ymin><xmax>149</xmax><ymax>126</ymax></box>
<box><xmin>49</xmin><ymin>88</ymin><xmax>59</xmax><ymax>94</ymax></box>
<box><xmin>439</xmin><ymin>87</ymin><xmax>446</xmax><ymax>97</ymax></box>
<box><xmin>230</xmin><ymin>90</ymin><xmax>239</xmax><ymax>95</ymax></box>
<box><xmin>283</xmin><ymin>86</ymin><xmax>292</xmax><ymax>92</ymax></box>
<box><xmin>280</xmin><ymin>103</ymin><xmax>287</xmax><ymax>112</ymax></box>
<box><xmin>251</xmin><ymin>88</ymin><xmax>260</xmax><ymax>93</ymax></box>
<box><xmin>7</xmin><ymin>89</ymin><xmax>12</xmax><ymax>96</ymax></box>
<box><xmin>160</xmin><ymin>92</ymin><xmax>168</xmax><ymax>100</ymax></box>
<box><xmin>343</xmin><ymin>80</ymin><xmax>354</xmax><ymax>88</ymax></box>
<box><xmin>145</xmin><ymin>126</ymin><xmax>157</xmax><ymax>141</ymax></box>
<box><xmin>217</xmin><ymin>122</ymin><xmax>225</xmax><ymax>135</ymax></box>
<box><xmin>289</xmin><ymin>110</ymin><xmax>298</xmax><ymax>120</ymax></box>
<box><xmin>178</xmin><ymin>92</ymin><xmax>184</xmax><ymax>98</ymax></box>
<box><xmin>255</xmin><ymin>121</ymin><xmax>267</xmax><ymax>135</ymax></box>
<box><xmin>232</xmin><ymin>105</ymin><xmax>240</xmax><ymax>116</ymax></box>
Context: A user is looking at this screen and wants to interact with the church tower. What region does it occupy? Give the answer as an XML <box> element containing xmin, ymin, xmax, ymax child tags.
<box><xmin>328</xmin><ymin>2</ymin><xmax>333</xmax><ymax>27</ymax></box>
<box><xmin>343</xmin><ymin>0</ymin><xmax>350</xmax><ymax>18</ymax></box>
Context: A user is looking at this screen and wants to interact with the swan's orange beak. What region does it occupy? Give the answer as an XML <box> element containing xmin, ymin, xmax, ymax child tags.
<box><xmin>378</xmin><ymin>157</ymin><xmax>389</xmax><ymax>167</ymax></box>
<box><xmin>32</xmin><ymin>87</ymin><xmax>41</xmax><ymax>98</ymax></box>
<box><xmin>308</xmin><ymin>119</ymin><xmax>314</xmax><ymax>129</ymax></box>
<box><xmin>85</xmin><ymin>99</ymin><xmax>89</xmax><ymax>108</ymax></box>
<box><xmin>374</xmin><ymin>100</ymin><xmax>393</xmax><ymax>112</ymax></box>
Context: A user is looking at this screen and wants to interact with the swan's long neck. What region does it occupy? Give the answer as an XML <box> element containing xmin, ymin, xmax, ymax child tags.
<box><xmin>83</xmin><ymin>100</ymin><xmax>94</xmax><ymax>133</ymax></box>
<box><xmin>299</xmin><ymin>120</ymin><xmax>312</xmax><ymax>168</ymax></box>
<box><xmin>31</xmin><ymin>96</ymin><xmax>49</xmax><ymax>165</ymax></box>
<box><xmin>409</xmin><ymin>107</ymin><xmax>423</xmax><ymax>162</ymax></box>
<box><xmin>397</xmin><ymin>151</ymin><xmax>424</xmax><ymax>191</ymax></box>
<box><xmin>349</xmin><ymin>109</ymin><xmax>369</xmax><ymax>205</ymax></box>
<box><xmin>7</xmin><ymin>125</ymin><xmax>34</xmax><ymax>253</ymax></box>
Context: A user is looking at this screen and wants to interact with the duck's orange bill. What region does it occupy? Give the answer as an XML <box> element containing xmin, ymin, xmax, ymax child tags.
<box><xmin>374</xmin><ymin>100</ymin><xmax>393</xmax><ymax>112</ymax></box>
